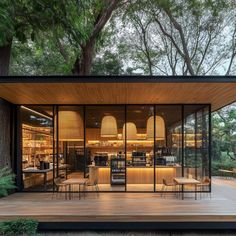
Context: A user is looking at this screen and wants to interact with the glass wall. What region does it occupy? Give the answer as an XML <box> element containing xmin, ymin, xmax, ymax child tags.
<box><xmin>126</xmin><ymin>105</ymin><xmax>154</xmax><ymax>191</ymax></box>
<box><xmin>21</xmin><ymin>106</ymin><xmax>53</xmax><ymax>191</ymax></box>
<box><xmin>184</xmin><ymin>105</ymin><xmax>210</xmax><ymax>192</ymax></box>
<box><xmin>20</xmin><ymin>104</ymin><xmax>210</xmax><ymax>193</ymax></box>
<box><xmin>155</xmin><ymin>105</ymin><xmax>182</xmax><ymax>191</ymax></box>
<box><xmin>57</xmin><ymin>106</ymin><xmax>84</xmax><ymax>180</ymax></box>
<box><xmin>85</xmin><ymin>106</ymin><xmax>125</xmax><ymax>191</ymax></box>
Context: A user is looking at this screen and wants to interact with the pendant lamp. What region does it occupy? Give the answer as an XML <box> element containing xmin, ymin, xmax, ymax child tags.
<box><xmin>146</xmin><ymin>116</ymin><xmax>165</xmax><ymax>140</ymax></box>
<box><xmin>122</xmin><ymin>122</ymin><xmax>137</xmax><ymax>140</ymax></box>
<box><xmin>101</xmin><ymin>115</ymin><xmax>118</xmax><ymax>137</ymax></box>
<box><xmin>58</xmin><ymin>111</ymin><xmax>83</xmax><ymax>141</ymax></box>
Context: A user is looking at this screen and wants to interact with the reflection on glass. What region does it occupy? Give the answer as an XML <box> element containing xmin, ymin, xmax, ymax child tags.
<box><xmin>21</xmin><ymin>106</ymin><xmax>53</xmax><ymax>191</ymax></box>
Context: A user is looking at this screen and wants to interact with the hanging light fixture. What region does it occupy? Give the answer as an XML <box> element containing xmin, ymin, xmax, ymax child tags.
<box><xmin>101</xmin><ymin>115</ymin><xmax>118</xmax><ymax>137</ymax></box>
<box><xmin>146</xmin><ymin>116</ymin><xmax>165</xmax><ymax>140</ymax></box>
<box><xmin>58</xmin><ymin>111</ymin><xmax>83</xmax><ymax>141</ymax></box>
<box><xmin>122</xmin><ymin>122</ymin><xmax>137</xmax><ymax>140</ymax></box>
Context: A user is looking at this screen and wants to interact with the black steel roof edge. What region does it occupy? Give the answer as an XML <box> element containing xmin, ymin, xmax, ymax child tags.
<box><xmin>38</xmin><ymin>221</ymin><xmax>236</xmax><ymax>231</ymax></box>
<box><xmin>0</xmin><ymin>75</ymin><xmax>236</xmax><ymax>83</ymax></box>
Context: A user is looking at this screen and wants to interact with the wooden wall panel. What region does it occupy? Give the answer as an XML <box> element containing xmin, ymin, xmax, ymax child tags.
<box><xmin>127</xmin><ymin>168</ymin><xmax>154</xmax><ymax>184</ymax></box>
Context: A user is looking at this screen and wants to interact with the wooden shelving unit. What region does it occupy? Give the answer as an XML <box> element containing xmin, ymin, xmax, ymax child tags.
<box><xmin>22</xmin><ymin>124</ymin><xmax>53</xmax><ymax>168</ymax></box>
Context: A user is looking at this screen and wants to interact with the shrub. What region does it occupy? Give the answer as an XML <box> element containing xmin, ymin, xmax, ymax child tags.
<box><xmin>0</xmin><ymin>218</ymin><xmax>38</xmax><ymax>236</ymax></box>
<box><xmin>212</xmin><ymin>160</ymin><xmax>236</xmax><ymax>176</ymax></box>
<box><xmin>0</xmin><ymin>167</ymin><xmax>16</xmax><ymax>197</ymax></box>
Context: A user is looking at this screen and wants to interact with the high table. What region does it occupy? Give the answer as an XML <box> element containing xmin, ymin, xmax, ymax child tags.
<box><xmin>174</xmin><ymin>177</ymin><xmax>200</xmax><ymax>200</ymax></box>
<box><xmin>63</xmin><ymin>178</ymin><xmax>87</xmax><ymax>200</ymax></box>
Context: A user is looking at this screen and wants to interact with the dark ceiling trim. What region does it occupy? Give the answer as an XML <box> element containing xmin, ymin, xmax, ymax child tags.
<box><xmin>0</xmin><ymin>75</ymin><xmax>236</xmax><ymax>83</ymax></box>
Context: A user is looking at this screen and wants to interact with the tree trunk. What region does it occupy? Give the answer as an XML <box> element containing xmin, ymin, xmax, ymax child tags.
<box><xmin>72</xmin><ymin>40</ymin><xmax>95</xmax><ymax>75</ymax></box>
<box><xmin>0</xmin><ymin>41</ymin><xmax>12</xmax><ymax>76</ymax></box>
<box><xmin>0</xmin><ymin>99</ymin><xmax>11</xmax><ymax>168</ymax></box>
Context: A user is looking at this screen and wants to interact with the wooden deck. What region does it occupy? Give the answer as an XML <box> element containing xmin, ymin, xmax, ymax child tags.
<box><xmin>0</xmin><ymin>178</ymin><xmax>236</xmax><ymax>229</ymax></box>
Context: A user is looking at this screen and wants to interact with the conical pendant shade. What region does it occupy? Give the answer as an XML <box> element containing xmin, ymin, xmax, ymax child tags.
<box><xmin>58</xmin><ymin>111</ymin><xmax>83</xmax><ymax>141</ymax></box>
<box><xmin>146</xmin><ymin>116</ymin><xmax>165</xmax><ymax>140</ymax></box>
<box><xmin>101</xmin><ymin>115</ymin><xmax>118</xmax><ymax>137</ymax></box>
<box><xmin>122</xmin><ymin>122</ymin><xmax>137</xmax><ymax>140</ymax></box>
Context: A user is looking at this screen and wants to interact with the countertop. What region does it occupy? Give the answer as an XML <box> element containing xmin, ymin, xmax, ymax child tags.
<box><xmin>89</xmin><ymin>165</ymin><xmax>181</xmax><ymax>168</ymax></box>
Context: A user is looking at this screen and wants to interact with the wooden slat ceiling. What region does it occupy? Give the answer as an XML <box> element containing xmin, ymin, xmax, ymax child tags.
<box><xmin>0</xmin><ymin>82</ymin><xmax>235</xmax><ymax>111</ymax></box>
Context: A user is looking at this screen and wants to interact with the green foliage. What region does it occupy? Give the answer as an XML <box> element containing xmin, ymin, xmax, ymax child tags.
<box><xmin>116</xmin><ymin>0</ymin><xmax>235</xmax><ymax>75</ymax></box>
<box><xmin>91</xmin><ymin>50</ymin><xmax>124</xmax><ymax>75</ymax></box>
<box><xmin>212</xmin><ymin>159</ymin><xmax>236</xmax><ymax>176</ymax></box>
<box><xmin>2</xmin><ymin>0</ymin><xmax>120</xmax><ymax>74</ymax></box>
<box><xmin>10</xmin><ymin>38</ymin><xmax>73</xmax><ymax>75</ymax></box>
<box><xmin>0</xmin><ymin>167</ymin><xmax>15</xmax><ymax>197</ymax></box>
<box><xmin>0</xmin><ymin>218</ymin><xmax>38</xmax><ymax>236</ymax></box>
<box><xmin>0</xmin><ymin>0</ymin><xmax>15</xmax><ymax>45</ymax></box>
<box><xmin>0</xmin><ymin>0</ymin><xmax>234</xmax><ymax>75</ymax></box>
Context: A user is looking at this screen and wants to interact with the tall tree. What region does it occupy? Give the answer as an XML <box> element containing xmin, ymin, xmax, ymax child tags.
<box><xmin>0</xmin><ymin>0</ymin><xmax>15</xmax><ymax>75</ymax></box>
<box><xmin>0</xmin><ymin>0</ymin><xmax>64</xmax><ymax>75</ymax></box>
<box><xmin>115</xmin><ymin>0</ymin><xmax>236</xmax><ymax>75</ymax></box>
<box><xmin>71</xmin><ymin>0</ymin><xmax>121</xmax><ymax>74</ymax></box>
<box><xmin>1</xmin><ymin>0</ymin><xmax>123</xmax><ymax>75</ymax></box>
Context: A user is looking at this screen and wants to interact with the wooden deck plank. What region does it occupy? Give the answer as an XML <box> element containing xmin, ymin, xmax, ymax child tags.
<box><xmin>0</xmin><ymin>178</ymin><xmax>236</xmax><ymax>223</ymax></box>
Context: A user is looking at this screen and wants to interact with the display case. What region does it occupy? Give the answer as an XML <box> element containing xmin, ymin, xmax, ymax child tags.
<box><xmin>131</xmin><ymin>151</ymin><xmax>146</xmax><ymax>166</ymax></box>
<box><xmin>110</xmin><ymin>158</ymin><xmax>126</xmax><ymax>185</ymax></box>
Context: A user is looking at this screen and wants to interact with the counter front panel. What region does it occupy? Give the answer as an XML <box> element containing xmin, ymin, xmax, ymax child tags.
<box><xmin>89</xmin><ymin>165</ymin><xmax>182</xmax><ymax>185</ymax></box>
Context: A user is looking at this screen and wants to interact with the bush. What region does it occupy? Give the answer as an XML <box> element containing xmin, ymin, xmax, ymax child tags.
<box><xmin>0</xmin><ymin>218</ymin><xmax>38</xmax><ymax>236</ymax></box>
<box><xmin>212</xmin><ymin>160</ymin><xmax>236</xmax><ymax>176</ymax></box>
<box><xmin>0</xmin><ymin>167</ymin><xmax>16</xmax><ymax>197</ymax></box>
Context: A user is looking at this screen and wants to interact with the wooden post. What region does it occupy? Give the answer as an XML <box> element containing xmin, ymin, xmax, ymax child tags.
<box><xmin>0</xmin><ymin>99</ymin><xmax>11</xmax><ymax>168</ymax></box>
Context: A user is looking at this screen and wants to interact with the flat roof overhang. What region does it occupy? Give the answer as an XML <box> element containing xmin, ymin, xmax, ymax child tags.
<box><xmin>0</xmin><ymin>75</ymin><xmax>235</xmax><ymax>111</ymax></box>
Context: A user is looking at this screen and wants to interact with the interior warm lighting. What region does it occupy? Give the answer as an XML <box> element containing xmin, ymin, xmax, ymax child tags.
<box><xmin>58</xmin><ymin>111</ymin><xmax>83</xmax><ymax>141</ymax></box>
<box><xmin>21</xmin><ymin>106</ymin><xmax>52</xmax><ymax>120</ymax></box>
<box><xmin>118</xmin><ymin>133</ymin><xmax>146</xmax><ymax>140</ymax></box>
<box><xmin>88</xmin><ymin>140</ymin><xmax>100</xmax><ymax>144</ymax></box>
<box><xmin>108</xmin><ymin>140</ymin><xmax>153</xmax><ymax>144</ymax></box>
<box><xmin>122</xmin><ymin>122</ymin><xmax>137</xmax><ymax>140</ymax></box>
<box><xmin>146</xmin><ymin>116</ymin><xmax>165</xmax><ymax>140</ymax></box>
<box><xmin>101</xmin><ymin>115</ymin><xmax>118</xmax><ymax>137</ymax></box>
<box><xmin>87</xmin><ymin>139</ymin><xmax>153</xmax><ymax>144</ymax></box>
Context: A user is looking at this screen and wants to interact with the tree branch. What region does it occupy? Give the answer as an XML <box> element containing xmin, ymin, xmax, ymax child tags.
<box><xmin>226</xmin><ymin>24</ymin><xmax>236</xmax><ymax>75</ymax></box>
<box><xmin>90</xmin><ymin>0</ymin><xmax>120</xmax><ymax>42</ymax></box>
<box><xmin>163</xmin><ymin>9</ymin><xmax>195</xmax><ymax>75</ymax></box>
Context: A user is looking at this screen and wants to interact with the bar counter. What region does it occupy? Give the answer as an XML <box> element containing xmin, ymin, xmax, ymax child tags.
<box><xmin>89</xmin><ymin>165</ymin><xmax>182</xmax><ymax>184</ymax></box>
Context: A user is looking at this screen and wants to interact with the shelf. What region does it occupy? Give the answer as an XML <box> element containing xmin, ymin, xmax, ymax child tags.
<box><xmin>22</xmin><ymin>124</ymin><xmax>53</xmax><ymax>166</ymax></box>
